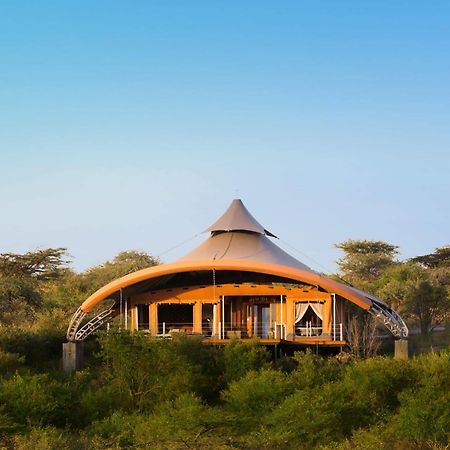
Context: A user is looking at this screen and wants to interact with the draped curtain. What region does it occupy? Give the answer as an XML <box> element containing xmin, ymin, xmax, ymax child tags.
<box><xmin>310</xmin><ymin>303</ymin><xmax>323</xmax><ymax>320</ymax></box>
<box><xmin>294</xmin><ymin>302</ymin><xmax>323</xmax><ymax>323</ymax></box>
<box><xmin>295</xmin><ymin>303</ymin><xmax>309</xmax><ymax>323</ymax></box>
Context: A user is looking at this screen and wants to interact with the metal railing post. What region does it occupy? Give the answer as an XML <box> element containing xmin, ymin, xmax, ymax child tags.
<box><xmin>221</xmin><ymin>295</ymin><xmax>225</xmax><ymax>339</ymax></box>
<box><xmin>332</xmin><ymin>293</ymin><xmax>336</xmax><ymax>341</ymax></box>
<box><xmin>280</xmin><ymin>295</ymin><xmax>283</xmax><ymax>338</ymax></box>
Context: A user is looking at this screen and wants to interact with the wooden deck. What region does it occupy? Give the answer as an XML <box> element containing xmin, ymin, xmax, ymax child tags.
<box><xmin>205</xmin><ymin>337</ymin><xmax>346</xmax><ymax>346</ymax></box>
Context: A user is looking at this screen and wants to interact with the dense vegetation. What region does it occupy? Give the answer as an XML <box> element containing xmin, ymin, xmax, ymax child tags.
<box><xmin>0</xmin><ymin>242</ymin><xmax>448</xmax><ymax>449</ymax></box>
<box><xmin>0</xmin><ymin>334</ymin><xmax>448</xmax><ymax>449</ymax></box>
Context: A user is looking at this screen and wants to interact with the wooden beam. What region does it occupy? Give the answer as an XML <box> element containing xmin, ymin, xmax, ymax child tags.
<box><xmin>131</xmin><ymin>283</ymin><xmax>321</xmax><ymax>304</ymax></box>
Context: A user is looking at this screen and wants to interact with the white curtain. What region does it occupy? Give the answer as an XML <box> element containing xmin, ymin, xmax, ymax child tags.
<box><xmin>309</xmin><ymin>302</ymin><xmax>323</xmax><ymax>321</ymax></box>
<box><xmin>295</xmin><ymin>302</ymin><xmax>324</xmax><ymax>323</ymax></box>
<box><xmin>295</xmin><ymin>303</ymin><xmax>309</xmax><ymax>323</ymax></box>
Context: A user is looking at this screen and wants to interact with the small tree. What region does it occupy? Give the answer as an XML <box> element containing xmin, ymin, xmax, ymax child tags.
<box><xmin>346</xmin><ymin>310</ymin><xmax>380</xmax><ymax>358</ymax></box>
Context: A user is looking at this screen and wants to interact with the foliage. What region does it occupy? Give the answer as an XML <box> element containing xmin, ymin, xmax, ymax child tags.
<box><xmin>0</xmin><ymin>349</ymin><xmax>24</xmax><ymax>373</ymax></box>
<box><xmin>377</xmin><ymin>262</ymin><xmax>449</xmax><ymax>334</ymax></box>
<box><xmin>13</xmin><ymin>426</ymin><xmax>74</xmax><ymax>450</ymax></box>
<box><xmin>335</xmin><ymin>239</ymin><xmax>398</xmax><ymax>289</ymax></box>
<box><xmin>289</xmin><ymin>349</ymin><xmax>343</xmax><ymax>388</ymax></box>
<box><xmin>133</xmin><ymin>394</ymin><xmax>229</xmax><ymax>449</ymax></box>
<box><xmin>0</xmin><ymin>248</ymin><xmax>69</xmax><ymax>324</ymax></box>
<box><xmin>222</xmin><ymin>338</ymin><xmax>271</xmax><ymax>383</ymax></box>
<box><xmin>222</xmin><ymin>369</ymin><xmax>291</xmax><ymax>433</ymax></box>
<box><xmin>97</xmin><ymin>331</ymin><xmax>195</xmax><ymax>411</ymax></box>
<box><xmin>411</xmin><ymin>245</ymin><xmax>450</xmax><ymax>269</ymax></box>
<box><xmin>78</xmin><ymin>250</ymin><xmax>159</xmax><ymax>295</ymax></box>
<box><xmin>336</xmin><ymin>240</ymin><xmax>450</xmax><ymax>334</ymax></box>
<box><xmin>0</xmin><ymin>248</ymin><xmax>69</xmax><ymax>281</ymax></box>
<box><xmin>0</xmin><ymin>247</ymin><xmax>448</xmax><ymax>448</ymax></box>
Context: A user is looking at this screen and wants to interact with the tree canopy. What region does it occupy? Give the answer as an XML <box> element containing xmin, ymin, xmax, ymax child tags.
<box><xmin>335</xmin><ymin>239</ymin><xmax>399</xmax><ymax>290</ymax></box>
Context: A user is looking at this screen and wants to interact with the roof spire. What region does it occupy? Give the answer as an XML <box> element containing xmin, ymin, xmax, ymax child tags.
<box><xmin>205</xmin><ymin>199</ymin><xmax>277</xmax><ymax>238</ymax></box>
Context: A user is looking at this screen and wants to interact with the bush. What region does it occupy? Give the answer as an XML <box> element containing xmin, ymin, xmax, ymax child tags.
<box><xmin>393</xmin><ymin>351</ymin><xmax>450</xmax><ymax>444</ymax></box>
<box><xmin>13</xmin><ymin>426</ymin><xmax>74</xmax><ymax>450</ymax></box>
<box><xmin>289</xmin><ymin>350</ymin><xmax>343</xmax><ymax>390</ymax></box>
<box><xmin>0</xmin><ymin>325</ymin><xmax>63</xmax><ymax>369</ymax></box>
<box><xmin>0</xmin><ymin>372</ymin><xmax>90</xmax><ymax>429</ymax></box>
<box><xmin>222</xmin><ymin>368</ymin><xmax>291</xmax><ymax>434</ymax></box>
<box><xmin>86</xmin><ymin>411</ymin><xmax>138</xmax><ymax>449</ymax></box>
<box><xmin>98</xmin><ymin>331</ymin><xmax>195</xmax><ymax>411</ymax></box>
<box><xmin>133</xmin><ymin>394</ymin><xmax>228</xmax><ymax>449</ymax></box>
<box><xmin>0</xmin><ymin>350</ymin><xmax>24</xmax><ymax>373</ymax></box>
<box><xmin>222</xmin><ymin>338</ymin><xmax>270</xmax><ymax>383</ymax></box>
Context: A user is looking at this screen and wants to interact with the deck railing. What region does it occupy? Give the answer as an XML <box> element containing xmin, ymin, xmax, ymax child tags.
<box><xmin>294</xmin><ymin>322</ymin><xmax>343</xmax><ymax>340</ymax></box>
<box><xmin>332</xmin><ymin>323</ymin><xmax>344</xmax><ymax>341</ymax></box>
<box><xmin>157</xmin><ymin>322</ymin><xmax>194</xmax><ymax>336</ymax></box>
<box><xmin>149</xmin><ymin>321</ymin><xmax>344</xmax><ymax>341</ymax></box>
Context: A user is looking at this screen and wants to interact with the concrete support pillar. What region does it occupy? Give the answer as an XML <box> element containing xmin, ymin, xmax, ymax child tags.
<box><xmin>149</xmin><ymin>303</ymin><xmax>158</xmax><ymax>335</ymax></box>
<box><xmin>394</xmin><ymin>339</ymin><xmax>411</xmax><ymax>359</ymax></box>
<box><xmin>62</xmin><ymin>342</ymin><xmax>84</xmax><ymax>372</ymax></box>
<box><xmin>193</xmin><ymin>301</ymin><xmax>202</xmax><ymax>334</ymax></box>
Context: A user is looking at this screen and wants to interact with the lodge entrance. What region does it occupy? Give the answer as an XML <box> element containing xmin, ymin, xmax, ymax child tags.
<box><xmin>222</xmin><ymin>296</ymin><xmax>282</xmax><ymax>339</ymax></box>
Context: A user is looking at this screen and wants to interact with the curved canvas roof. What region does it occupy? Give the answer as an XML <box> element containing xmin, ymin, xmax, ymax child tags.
<box><xmin>180</xmin><ymin>229</ymin><xmax>315</xmax><ymax>273</ymax></box>
<box><xmin>79</xmin><ymin>259</ymin><xmax>373</xmax><ymax>313</ymax></box>
<box><xmin>187</xmin><ymin>198</ymin><xmax>316</xmax><ymax>272</ymax></box>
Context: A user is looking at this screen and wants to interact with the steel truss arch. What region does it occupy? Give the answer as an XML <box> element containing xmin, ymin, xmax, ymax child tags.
<box><xmin>369</xmin><ymin>300</ymin><xmax>409</xmax><ymax>338</ymax></box>
<box><xmin>74</xmin><ymin>308</ymin><xmax>116</xmax><ymax>341</ymax></box>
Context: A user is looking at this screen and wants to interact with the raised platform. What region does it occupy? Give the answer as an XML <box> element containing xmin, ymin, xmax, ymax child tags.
<box><xmin>205</xmin><ymin>337</ymin><xmax>346</xmax><ymax>347</ymax></box>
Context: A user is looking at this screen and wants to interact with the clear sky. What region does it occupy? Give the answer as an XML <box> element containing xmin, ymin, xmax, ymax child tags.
<box><xmin>1</xmin><ymin>1</ymin><xmax>449</xmax><ymax>273</ymax></box>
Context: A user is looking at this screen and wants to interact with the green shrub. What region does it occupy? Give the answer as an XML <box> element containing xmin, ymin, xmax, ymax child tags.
<box><xmin>170</xmin><ymin>333</ymin><xmax>224</xmax><ymax>402</ymax></box>
<box><xmin>14</xmin><ymin>426</ymin><xmax>74</xmax><ymax>450</ymax></box>
<box><xmin>222</xmin><ymin>338</ymin><xmax>270</xmax><ymax>383</ymax></box>
<box><xmin>342</xmin><ymin>356</ymin><xmax>418</xmax><ymax>412</ymax></box>
<box><xmin>0</xmin><ymin>372</ymin><xmax>88</xmax><ymax>429</ymax></box>
<box><xmin>222</xmin><ymin>368</ymin><xmax>291</xmax><ymax>433</ymax></box>
<box><xmin>133</xmin><ymin>394</ymin><xmax>228</xmax><ymax>449</ymax></box>
<box><xmin>0</xmin><ymin>326</ymin><xmax>63</xmax><ymax>369</ymax></box>
<box><xmin>87</xmin><ymin>411</ymin><xmax>138</xmax><ymax>449</ymax></box>
<box><xmin>289</xmin><ymin>350</ymin><xmax>343</xmax><ymax>390</ymax></box>
<box><xmin>98</xmin><ymin>331</ymin><xmax>195</xmax><ymax>411</ymax></box>
<box><xmin>0</xmin><ymin>350</ymin><xmax>24</xmax><ymax>373</ymax></box>
<box><xmin>393</xmin><ymin>351</ymin><xmax>450</xmax><ymax>444</ymax></box>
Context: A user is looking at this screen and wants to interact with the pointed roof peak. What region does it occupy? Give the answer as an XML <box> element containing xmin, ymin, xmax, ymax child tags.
<box><xmin>205</xmin><ymin>199</ymin><xmax>277</xmax><ymax>238</ymax></box>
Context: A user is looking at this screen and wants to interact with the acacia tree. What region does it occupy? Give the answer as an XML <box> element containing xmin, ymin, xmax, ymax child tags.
<box><xmin>0</xmin><ymin>248</ymin><xmax>69</xmax><ymax>323</ymax></box>
<box><xmin>410</xmin><ymin>245</ymin><xmax>450</xmax><ymax>269</ymax></box>
<box><xmin>335</xmin><ymin>240</ymin><xmax>399</xmax><ymax>291</ymax></box>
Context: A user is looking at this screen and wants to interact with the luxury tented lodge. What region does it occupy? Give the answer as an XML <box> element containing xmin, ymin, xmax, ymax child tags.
<box><xmin>66</xmin><ymin>199</ymin><xmax>408</xmax><ymax>352</ymax></box>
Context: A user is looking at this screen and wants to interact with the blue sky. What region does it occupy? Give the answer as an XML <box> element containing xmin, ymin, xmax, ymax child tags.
<box><xmin>1</xmin><ymin>1</ymin><xmax>449</xmax><ymax>272</ymax></box>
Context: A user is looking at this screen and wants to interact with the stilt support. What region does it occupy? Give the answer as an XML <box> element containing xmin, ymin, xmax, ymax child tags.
<box><xmin>63</xmin><ymin>342</ymin><xmax>84</xmax><ymax>372</ymax></box>
<box><xmin>394</xmin><ymin>339</ymin><xmax>410</xmax><ymax>360</ymax></box>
